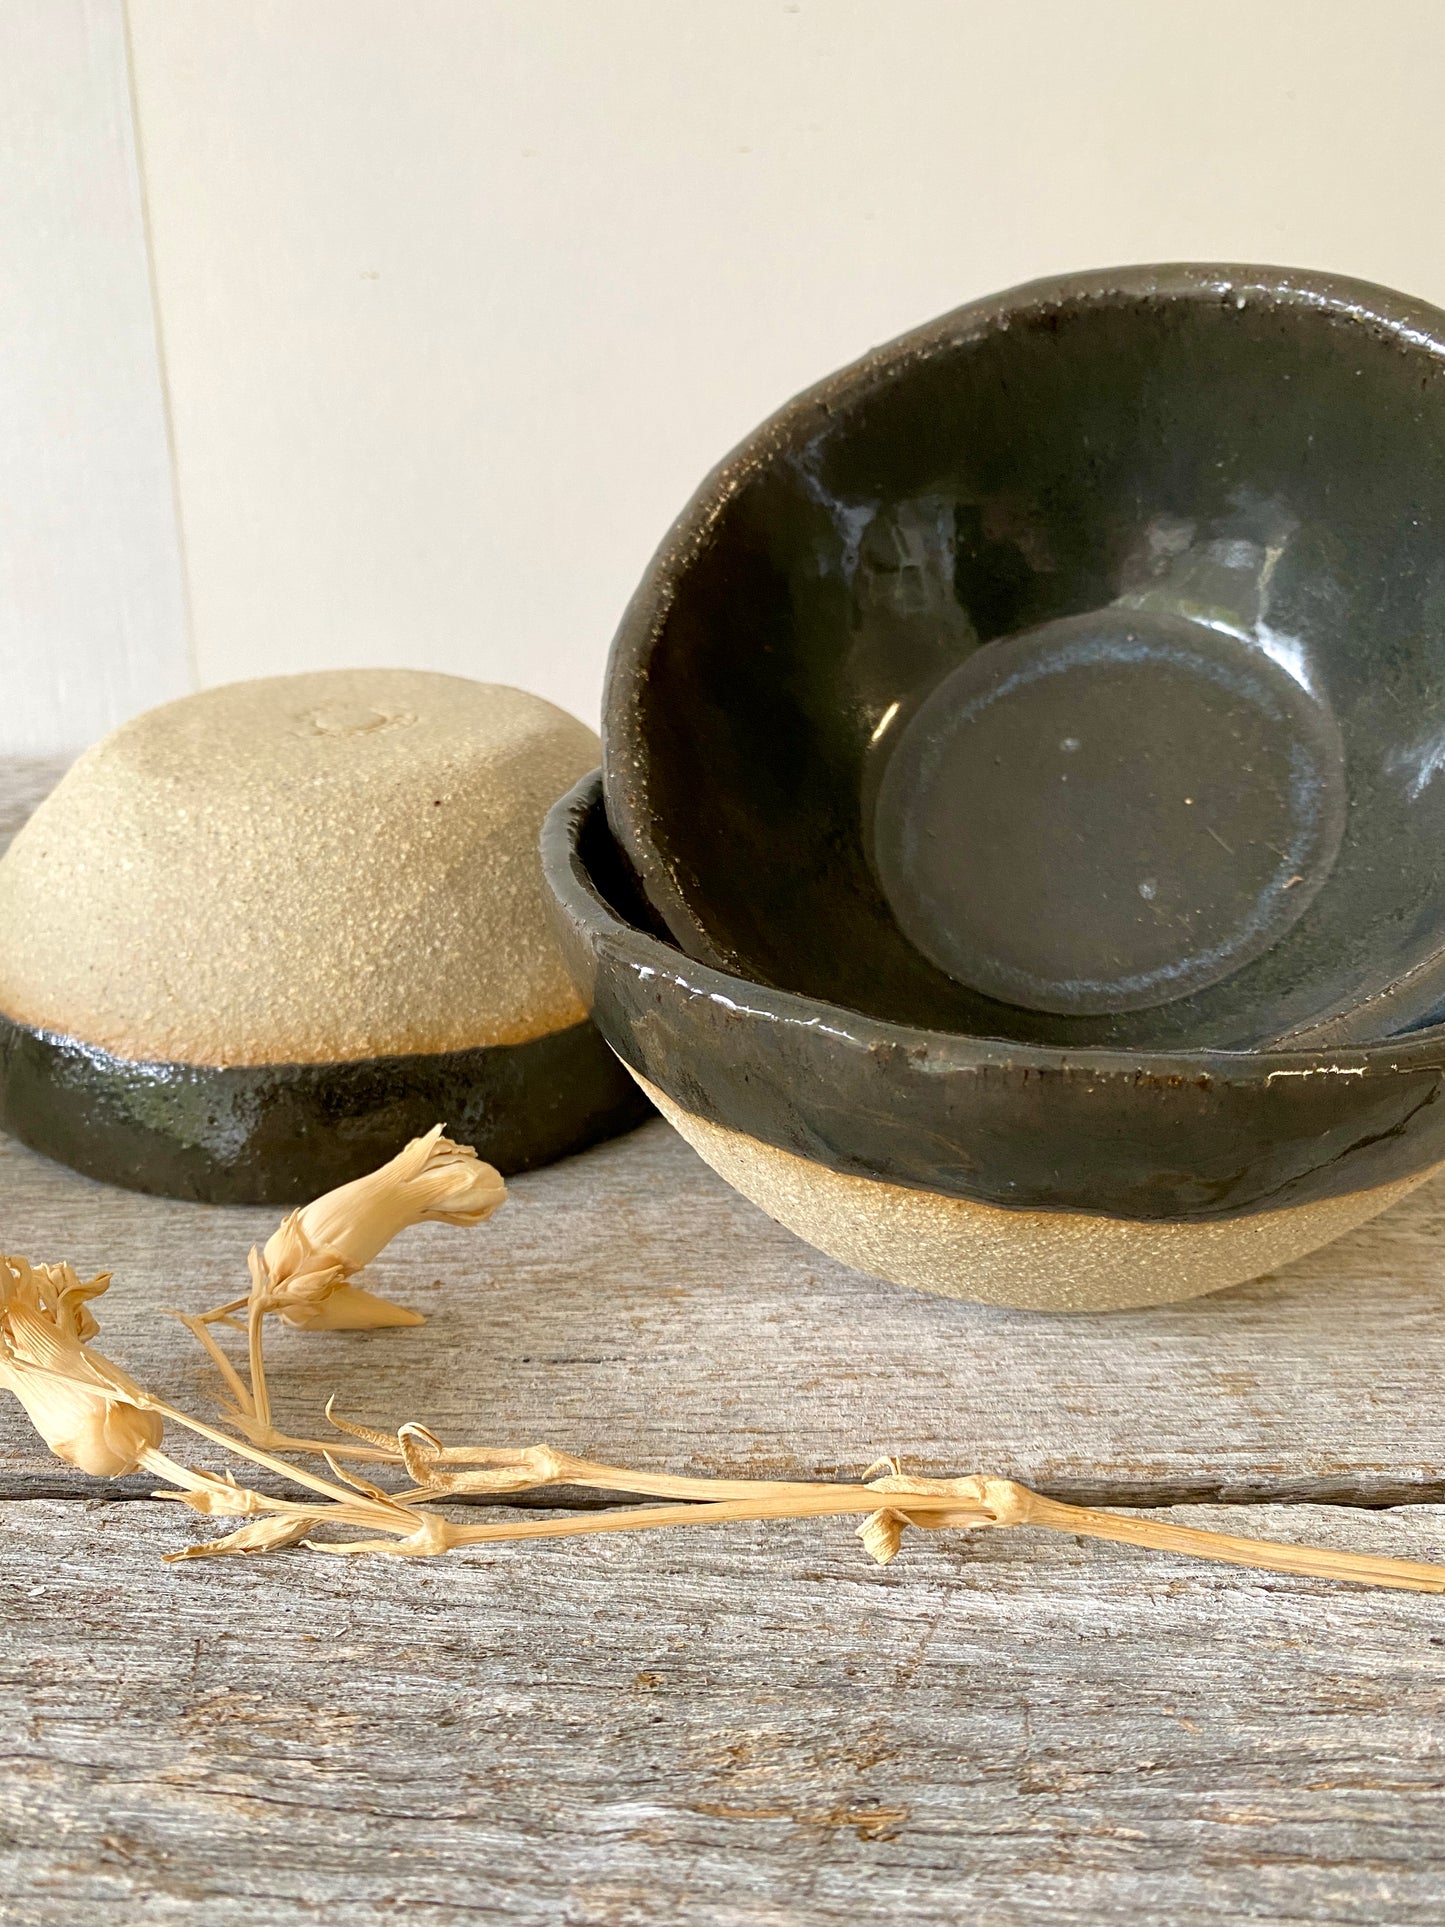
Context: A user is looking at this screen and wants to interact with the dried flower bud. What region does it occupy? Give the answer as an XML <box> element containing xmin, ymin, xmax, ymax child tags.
<box><xmin>0</xmin><ymin>1255</ymin><xmax>163</xmax><ymax>1477</ymax></box>
<box><xmin>279</xmin><ymin>1283</ymin><xmax>426</xmax><ymax>1332</ymax></box>
<box><xmin>156</xmin><ymin>1470</ymin><xmax>267</xmax><ymax>1517</ymax></box>
<box><xmin>856</xmin><ymin>1507</ymin><xmax>906</xmax><ymax>1565</ymax></box>
<box><xmin>168</xmin><ymin>1515</ymin><xmax>312</xmax><ymax>1562</ymax></box>
<box><xmin>260</xmin><ymin>1125</ymin><xmax>505</xmax><ymax>1324</ymax></box>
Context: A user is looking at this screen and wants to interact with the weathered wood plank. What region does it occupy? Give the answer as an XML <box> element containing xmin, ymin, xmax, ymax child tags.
<box><xmin>3</xmin><ymin>1113</ymin><xmax>1445</xmax><ymax>1505</ymax></box>
<box><xmin>0</xmin><ymin>757</ymin><xmax>71</xmax><ymax>848</ymax></box>
<box><xmin>2</xmin><ymin>1497</ymin><xmax>1444</xmax><ymax>1923</ymax></box>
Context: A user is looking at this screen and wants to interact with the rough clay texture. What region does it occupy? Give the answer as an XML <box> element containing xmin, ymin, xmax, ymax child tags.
<box><xmin>636</xmin><ymin>1075</ymin><xmax>1441</xmax><ymax>1312</ymax></box>
<box><xmin>0</xmin><ymin>672</ymin><xmax>600</xmax><ymax>1065</ymax></box>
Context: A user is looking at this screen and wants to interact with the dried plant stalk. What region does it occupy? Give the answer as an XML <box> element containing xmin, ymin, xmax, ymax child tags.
<box><xmin>0</xmin><ymin>1125</ymin><xmax>1442</xmax><ymax>1595</ymax></box>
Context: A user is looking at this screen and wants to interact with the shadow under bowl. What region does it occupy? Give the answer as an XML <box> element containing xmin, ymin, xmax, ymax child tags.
<box><xmin>544</xmin><ymin>772</ymin><xmax>1445</xmax><ymax>1312</ymax></box>
<box><xmin>604</xmin><ymin>263</ymin><xmax>1445</xmax><ymax>1051</ymax></box>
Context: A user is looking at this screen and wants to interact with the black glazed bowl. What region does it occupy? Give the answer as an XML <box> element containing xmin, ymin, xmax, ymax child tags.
<box><xmin>543</xmin><ymin>772</ymin><xmax>1445</xmax><ymax>1311</ymax></box>
<box><xmin>604</xmin><ymin>264</ymin><xmax>1445</xmax><ymax>1052</ymax></box>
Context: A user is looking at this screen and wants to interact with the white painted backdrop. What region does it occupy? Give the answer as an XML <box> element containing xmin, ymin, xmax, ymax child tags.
<box><xmin>5</xmin><ymin>0</ymin><xmax>1445</xmax><ymax>752</ymax></box>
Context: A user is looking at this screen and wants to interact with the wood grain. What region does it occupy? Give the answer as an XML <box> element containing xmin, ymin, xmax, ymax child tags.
<box><xmin>2</xmin><ymin>1497</ymin><xmax>1445</xmax><ymax>1923</ymax></box>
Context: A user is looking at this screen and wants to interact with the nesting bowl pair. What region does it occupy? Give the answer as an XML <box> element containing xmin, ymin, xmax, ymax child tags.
<box><xmin>543</xmin><ymin>263</ymin><xmax>1445</xmax><ymax>1310</ymax></box>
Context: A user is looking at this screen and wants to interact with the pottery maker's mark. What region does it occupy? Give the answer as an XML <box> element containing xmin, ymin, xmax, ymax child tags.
<box><xmin>294</xmin><ymin>704</ymin><xmax>418</xmax><ymax>740</ymax></box>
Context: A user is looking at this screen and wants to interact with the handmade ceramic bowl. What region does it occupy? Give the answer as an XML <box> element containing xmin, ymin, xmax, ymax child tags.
<box><xmin>604</xmin><ymin>264</ymin><xmax>1445</xmax><ymax>1052</ymax></box>
<box><xmin>0</xmin><ymin>674</ymin><xmax>650</xmax><ymax>1204</ymax></box>
<box><xmin>543</xmin><ymin>773</ymin><xmax>1445</xmax><ymax>1312</ymax></box>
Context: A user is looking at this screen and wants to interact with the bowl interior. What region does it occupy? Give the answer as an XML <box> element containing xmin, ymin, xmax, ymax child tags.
<box><xmin>606</xmin><ymin>265</ymin><xmax>1445</xmax><ymax>1050</ymax></box>
<box><xmin>546</xmin><ymin>771</ymin><xmax>1445</xmax><ymax>1225</ymax></box>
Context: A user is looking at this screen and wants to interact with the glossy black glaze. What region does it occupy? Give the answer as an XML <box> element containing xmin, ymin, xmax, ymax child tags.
<box><xmin>604</xmin><ymin>263</ymin><xmax>1445</xmax><ymax>1050</ymax></box>
<box><xmin>0</xmin><ymin>1010</ymin><xmax>653</xmax><ymax>1205</ymax></box>
<box><xmin>544</xmin><ymin>773</ymin><xmax>1445</xmax><ymax>1224</ymax></box>
<box><xmin>872</xmin><ymin>607</ymin><xmax>1347</xmax><ymax>1015</ymax></box>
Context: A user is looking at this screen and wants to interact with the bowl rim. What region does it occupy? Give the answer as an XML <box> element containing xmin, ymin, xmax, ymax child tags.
<box><xmin>546</xmin><ymin>771</ymin><xmax>1445</xmax><ymax>1220</ymax></box>
<box><xmin>549</xmin><ymin>769</ymin><xmax>1445</xmax><ymax>1085</ymax></box>
<box><xmin>601</xmin><ymin>259</ymin><xmax>1445</xmax><ymax>1033</ymax></box>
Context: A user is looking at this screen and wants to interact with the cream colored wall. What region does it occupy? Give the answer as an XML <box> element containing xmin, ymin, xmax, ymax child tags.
<box><xmin>121</xmin><ymin>0</ymin><xmax>1445</xmax><ymax>730</ymax></box>
<box><xmin>0</xmin><ymin>0</ymin><xmax>190</xmax><ymax>753</ymax></box>
<box><xmin>6</xmin><ymin>3</ymin><xmax>1445</xmax><ymax>747</ymax></box>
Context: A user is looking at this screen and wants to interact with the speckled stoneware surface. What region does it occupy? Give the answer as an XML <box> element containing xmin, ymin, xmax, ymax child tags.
<box><xmin>542</xmin><ymin>773</ymin><xmax>1445</xmax><ymax>1307</ymax></box>
<box><xmin>637</xmin><ymin>1077</ymin><xmax>1440</xmax><ymax>1313</ymax></box>
<box><xmin>603</xmin><ymin>264</ymin><xmax>1445</xmax><ymax>1052</ymax></box>
<box><xmin>0</xmin><ymin>675</ymin><xmax>650</xmax><ymax>1202</ymax></box>
<box><xmin>2</xmin><ymin>670</ymin><xmax>600</xmax><ymax>1063</ymax></box>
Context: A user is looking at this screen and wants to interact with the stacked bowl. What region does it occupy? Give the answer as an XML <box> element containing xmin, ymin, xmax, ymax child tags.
<box><xmin>543</xmin><ymin>263</ymin><xmax>1445</xmax><ymax>1311</ymax></box>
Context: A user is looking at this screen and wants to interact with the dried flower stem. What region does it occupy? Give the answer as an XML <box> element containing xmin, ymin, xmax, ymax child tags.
<box><xmin>208</xmin><ymin>1444</ymin><xmax>1445</xmax><ymax>1594</ymax></box>
<box><xmin>434</xmin><ymin>1489</ymin><xmax>1445</xmax><ymax>1593</ymax></box>
<box><xmin>350</xmin><ymin>1467</ymin><xmax>1445</xmax><ymax>1591</ymax></box>
<box><xmin>153</xmin><ymin>1389</ymin><xmax>1445</xmax><ymax>1594</ymax></box>
<box><xmin>245</xmin><ymin>1253</ymin><xmax>273</xmax><ymax>1432</ymax></box>
<box><xmin>1012</xmin><ymin>1488</ymin><xmax>1445</xmax><ymax>1594</ymax></box>
<box><xmin>170</xmin><ymin>1310</ymin><xmax>253</xmax><ymax>1415</ymax></box>
<box><xmin>5</xmin><ymin>1126</ymin><xmax>1444</xmax><ymax>1594</ymax></box>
